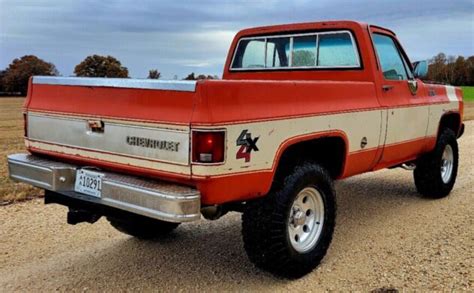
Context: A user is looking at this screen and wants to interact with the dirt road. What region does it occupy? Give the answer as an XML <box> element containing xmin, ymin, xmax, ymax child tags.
<box><xmin>0</xmin><ymin>122</ymin><xmax>472</xmax><ymax>291</ymax></box>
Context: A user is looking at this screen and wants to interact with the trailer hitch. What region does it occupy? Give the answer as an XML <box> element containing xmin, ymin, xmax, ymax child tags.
<box><xmin>67</xmin><ymin>209</ymin><xmax>101</xmax><ymax>225</ymax></box>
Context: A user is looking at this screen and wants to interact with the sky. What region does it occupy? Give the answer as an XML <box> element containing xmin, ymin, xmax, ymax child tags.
<box><xmin>1</xmin><ymin>0</ymin><xmax>473</xmax><ymax>79</ymax></box>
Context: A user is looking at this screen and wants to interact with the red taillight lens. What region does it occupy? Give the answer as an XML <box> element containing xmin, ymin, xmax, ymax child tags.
<box><xmin>192</xmin><ymin>131</ymin><xmax>225</xmax><ymax>163</ymax></box>
<box><xmin>23</xmin><ymin>112</ymin><xmax>28</xmax><ymax>137</ymax></box>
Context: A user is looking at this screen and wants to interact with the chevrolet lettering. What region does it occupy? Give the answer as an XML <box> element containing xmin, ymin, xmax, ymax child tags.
<box><xmin>126</xmin><ymin>136</ymin><xmax>180</xmax><ymax>152</ymax></box>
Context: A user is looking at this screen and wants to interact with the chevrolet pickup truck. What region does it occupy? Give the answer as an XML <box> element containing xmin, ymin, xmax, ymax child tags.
<box><xmin>8</xmin><ymin>21</ymin><xmax>464</xmax><ymax>278</ymax></box>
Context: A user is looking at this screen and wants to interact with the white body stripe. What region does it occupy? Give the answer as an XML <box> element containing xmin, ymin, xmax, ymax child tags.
<box><xmin>426</xmin><ymin>89</ymin><xmax>460</xmax><ymax>137</ymax></box>
<box><xmin>446</xmin><ymin>86</ymin><xmax>458</xmax><ymax>102</ymax></box>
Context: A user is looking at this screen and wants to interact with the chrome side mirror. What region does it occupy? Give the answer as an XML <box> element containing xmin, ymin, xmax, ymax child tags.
<box><xmin>413</xmin><ymin>60</ymin><xmax>428</xmax><ymax>79</ymax></box>
<box><xmin>408</xmin><ymin>79</ymin><xmax>418</xmax><ymax>95</ymax></box>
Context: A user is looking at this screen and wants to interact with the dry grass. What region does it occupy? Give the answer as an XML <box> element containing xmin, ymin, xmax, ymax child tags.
<box><xmin>464</xmin><ymin>101</ymin><xmax>474</xmax><ymax>121</ymax></box>
<box><xmin>0</xmin><ymin>97</ymin><xmax>42</xmax><ymax>204</ymax></box>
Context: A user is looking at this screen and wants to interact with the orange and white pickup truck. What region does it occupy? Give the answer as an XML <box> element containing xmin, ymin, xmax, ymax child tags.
<box><xmin>8</xmin><ymin>21</ymin><xmax>465</xmax><ymax>278</ymax></box>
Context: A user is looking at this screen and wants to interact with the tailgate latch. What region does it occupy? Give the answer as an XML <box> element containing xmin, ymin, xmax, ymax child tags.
<box><xmin>87</xmin><ymin>120</ymin><xmax>104</xmax><ymax>133</ymax></box>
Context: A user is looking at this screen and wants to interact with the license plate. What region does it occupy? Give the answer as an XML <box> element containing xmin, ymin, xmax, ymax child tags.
<box><xmin>74</xmin><ymin>169</ymin><xmax>104</xmax><ymax>198</ymax></box>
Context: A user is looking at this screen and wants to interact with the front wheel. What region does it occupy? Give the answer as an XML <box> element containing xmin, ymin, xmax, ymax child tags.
<box><xmin>242</xmin><ymin>162</ymin><xmax>336</xmax><ymax>279</ymax></box>
<box><xmin>414</xmin><ymin>128</ymin><xmax>459</xmax><ymax>198</ymax></box>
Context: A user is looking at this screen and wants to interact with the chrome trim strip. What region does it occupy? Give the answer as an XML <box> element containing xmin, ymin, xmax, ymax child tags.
<box><xmin>289</xmin><ymin>36</ymin><xmax>294</xmax><ymax>67</ymax></box>
<box><xmin>33</xmin><ymin>76</ymin><xmax>197</xmax><ymax>92</ymax></box>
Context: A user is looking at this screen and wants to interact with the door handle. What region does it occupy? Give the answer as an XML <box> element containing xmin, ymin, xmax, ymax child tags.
<box><xmin>382</xmin><ymin>85</ymin><xmax>394</xmax><ymax>92</ymax></box>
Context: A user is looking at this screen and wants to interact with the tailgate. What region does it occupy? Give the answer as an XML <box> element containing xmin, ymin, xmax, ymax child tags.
<box><xmin>24</xmin><ymin>76</ymin><xmax>199</xmax><ymax>178</ymax></box>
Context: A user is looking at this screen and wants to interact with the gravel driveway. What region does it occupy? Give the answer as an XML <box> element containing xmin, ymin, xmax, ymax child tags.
<box><xmin>0</xmin><ymin>121</ymin><xmax>472</xmax><ymax>291</ymax></box>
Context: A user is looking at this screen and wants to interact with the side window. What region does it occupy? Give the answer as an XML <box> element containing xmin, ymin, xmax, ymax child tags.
<box><xmin>240</xmin><ymin>39</ymin><xmax>265</xmax><ymax>68</ymax></box>
<box><xmin>292</xmin><ymin>35</ymin><xmax>317</xmax><ymax>67</ymax></box>
<box><xmin>318</xmin><ymin>33</ymin><xmax>358</xmax><ymax>67</ymax></box>
<box><xmin>266</xmin><ymin>37</ymin><xmax>290</xmax><ymax>68</ymax></box>
<box><xmin>372</xmin><ymin>34</ymin><xmax>408</xmax><ymax>80</ymax></box>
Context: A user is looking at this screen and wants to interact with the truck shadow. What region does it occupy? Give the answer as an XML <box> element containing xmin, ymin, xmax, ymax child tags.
<box><xmin>59</xmin><ymin>170</ymin><xmax>434</xmax><ymax>288</ymax></box>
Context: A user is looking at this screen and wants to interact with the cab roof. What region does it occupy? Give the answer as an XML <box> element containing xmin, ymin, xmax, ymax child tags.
<box><xmin>235</xmin><ymin>20</ymin><xmax>395</xmax><ymax>38</ymax></box>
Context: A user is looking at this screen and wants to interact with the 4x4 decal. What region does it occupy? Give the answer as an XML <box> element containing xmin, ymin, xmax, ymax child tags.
<box><xmin>236</xmin><ymin>129</ymin><xmax>259</xmax><ymax>162</ymax></box>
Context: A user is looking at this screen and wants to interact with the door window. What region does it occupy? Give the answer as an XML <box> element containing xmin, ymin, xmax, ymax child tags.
<box><xmin>372</xmin><ymin>34</ymin><xmax>408</xmax><ymax>80</ymax></box>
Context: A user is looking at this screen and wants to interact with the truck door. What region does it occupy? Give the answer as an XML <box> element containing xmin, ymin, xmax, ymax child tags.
<box><xmin>371</xmin><ymin>31</ymin><xmax>429</xmax><ymax>167</ymax></box>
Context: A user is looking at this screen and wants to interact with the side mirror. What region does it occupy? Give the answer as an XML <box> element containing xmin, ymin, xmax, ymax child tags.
<box><xmin>413</xmin><ymin>60</ymin><xmax>428</xmax><ymax>79</ymax></box>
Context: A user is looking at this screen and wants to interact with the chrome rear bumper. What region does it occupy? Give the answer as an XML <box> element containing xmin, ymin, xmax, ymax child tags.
<box><xmin>7</xmin><ymin>153</ymin><xmax>200</xmax><ymax>223</ymax></box>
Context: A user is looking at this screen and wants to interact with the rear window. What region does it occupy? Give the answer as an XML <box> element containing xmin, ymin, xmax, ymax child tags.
<box><xmin>318</xmin><ymin>33</ymin><xmax>358</xmax><ymax>67</ymax></box>
<box><xmin>292</xmin><ymin>35</ymin><xmax>317</xmax><ymax>67</ymax></box>
<box><xmin>266</xmin><ymin>37</ymin><xmax>290</xmax><ymax>68</ymax></box>
<box><xmin>239</xmin><ymin>39</ymin><xmax>266</xmax><ymax>69</ymax></box>
<box><xmin>231</xmin><ymin>30</ymin><xmax>360</xmax><ymax>70</ymax></box>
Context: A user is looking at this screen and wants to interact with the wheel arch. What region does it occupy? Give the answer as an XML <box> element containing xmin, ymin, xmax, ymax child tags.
<box><xmin>271</xmin><ymin>131</ymin><xmax>349</xmax><ymax>183</ymax></box>
<box><xmin>438</xmin><ymin>111</ymin><xmax>462</xmax><ymax>138</ymax></box>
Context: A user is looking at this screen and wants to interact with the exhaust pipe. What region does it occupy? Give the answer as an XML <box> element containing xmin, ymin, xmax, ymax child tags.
<box><xmin>400</xmin><ymin>163</ymin><xmax>416</xmax><ymax>171</ymax></box>
<box><xmin>201</xmin><ymin>205</ymin><xmax>228</xmax><ymax>220</ymax></box>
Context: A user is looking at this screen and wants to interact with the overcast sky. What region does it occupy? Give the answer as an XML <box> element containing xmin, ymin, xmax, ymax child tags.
<box><xmin>1</xmin><ymin>0</ymin><xmax>473</xmax><ymax>79</ymax></box>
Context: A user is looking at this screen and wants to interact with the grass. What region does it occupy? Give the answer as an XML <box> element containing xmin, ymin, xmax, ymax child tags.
<box><xmin>460</xmin><ymin>86</ymin><xmax>474</xmax><ymax>120</ymax></box>
<box><xmin>0</xmin><ymin>97</ymin><xmax>42</xmax><ymax>204</ymax></box>
<box><xmin>461</xmin><ymin>86</ymin><xmax>474</xmax><ymax>102</ymax></box>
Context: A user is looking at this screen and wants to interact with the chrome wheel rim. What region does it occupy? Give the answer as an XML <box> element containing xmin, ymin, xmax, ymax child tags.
<box><xmin>441</xmin><ymin>144</ymin><xmax>454</xmax><ymax>184</ymax></box>
<box><xmin>288</xmin><ymin>187</ymin><xmax>325</xmax><ymax>253</ymax></box>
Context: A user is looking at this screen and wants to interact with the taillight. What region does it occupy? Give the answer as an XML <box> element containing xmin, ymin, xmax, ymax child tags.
<box><xmin>23</xmin><ymin>112</ymin><xmax>28</xmax><ymax>137</ymax></box>
<box><xmin>192</xmin><ymin>130</ymin><xmax>225</xmax><ymax>163</ymax></box>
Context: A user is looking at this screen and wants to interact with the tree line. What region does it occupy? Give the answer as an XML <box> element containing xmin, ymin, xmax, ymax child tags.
<box><xmin>427</xmin><ymin>53</ymin><xmax>474</xmax><ymax>86</ymax></box>
<box><xmin>1</xmin><ymin>52</ymin><xmax>472</xmax><ymax>96</ymax></box>
<box><xmin>0</xmin><ymin>55</ymin><xmax>218</xmax><ymax>95</ymax></box>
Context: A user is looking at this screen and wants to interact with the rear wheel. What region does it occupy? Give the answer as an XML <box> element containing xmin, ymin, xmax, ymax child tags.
<box><xmin>107</xmin><ymin>215</ymin><xmax>180</xmax><ymax>239</ymax></box>
<box><xmin>414</xmin><ymin>128</ymin><xmax>459</xmax><ymax>198</ymax></box>
<box><xmin>242</xmin><ymin>162</ymin><xmax>336</xmax><ymax>279</ymax></box>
